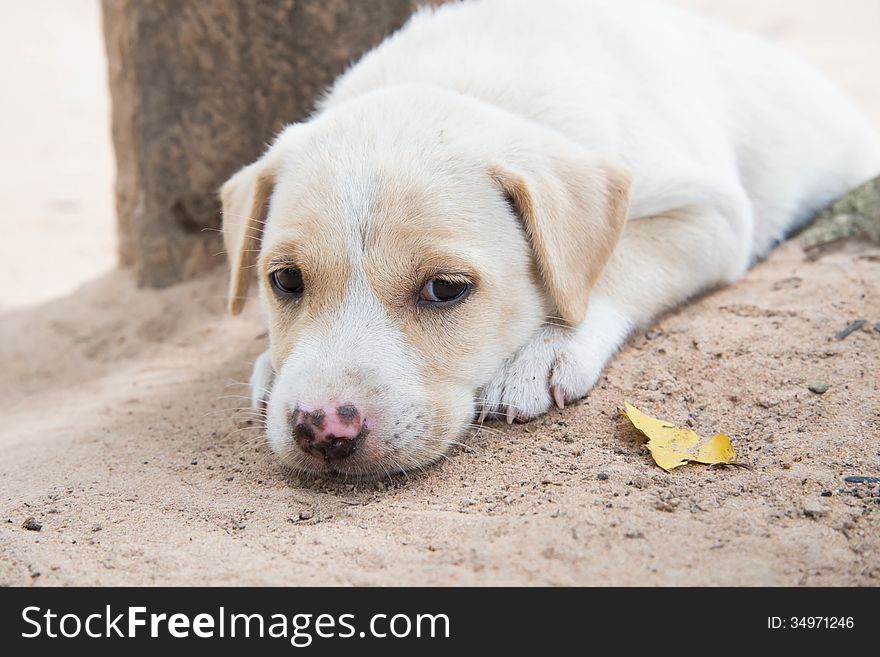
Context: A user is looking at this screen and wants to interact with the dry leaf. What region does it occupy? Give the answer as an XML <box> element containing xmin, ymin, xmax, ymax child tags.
<box><xmin>617</xmin><ymin>401</ymin><xmax>736</xmax><ymax>472</ymax></box>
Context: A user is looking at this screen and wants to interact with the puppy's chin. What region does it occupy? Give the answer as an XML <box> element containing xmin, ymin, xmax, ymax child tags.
<box><xmin>270</xmin><ymin>436</ymin><xmax>453</xmax><ymax>482</ymax></box>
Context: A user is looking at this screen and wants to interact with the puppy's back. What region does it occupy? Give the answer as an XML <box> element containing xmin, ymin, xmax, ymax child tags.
<box><xmin>322</xmin><ymin>0</ymin><xmax>880</xmax><ymax>253</ymax></box>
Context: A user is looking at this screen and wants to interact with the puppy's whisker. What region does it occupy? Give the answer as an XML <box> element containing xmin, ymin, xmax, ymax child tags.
<box><xmin>216</xmin><ymin>394</ymin><xmax>259</xmax><ymax>402</ymax></box>
<box><xmin>220</xmin><ymin>212</ymin><xmax>270</xmax><ymax>225</ymax></box>
<box><xmin>211</xmin><ymin>404</ymin><xmax>265</xmax><ymax>416</ymax></box>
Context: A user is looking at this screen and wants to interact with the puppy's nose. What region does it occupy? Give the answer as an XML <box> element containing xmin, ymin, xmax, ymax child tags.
<box><xmin>292</xmin><ymin>404</ymin><xmax>366</xmax><ymax>462</ymax></box>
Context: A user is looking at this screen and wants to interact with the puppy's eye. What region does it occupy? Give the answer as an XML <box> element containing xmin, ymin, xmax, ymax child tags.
<box><xmin>419</xmin><ymin>278</ymin><xmax>471</xmax><ymax>304</ymax></box>
<box><xmin>270</xmin><ymin>268</ymin><xmax>304</xmax><ymax>296</ymax></box>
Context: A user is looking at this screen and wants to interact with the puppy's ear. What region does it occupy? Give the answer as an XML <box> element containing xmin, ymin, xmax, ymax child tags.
<box><xmin>489</xmin><ymin>147</ymin><xmax>632</xmax><ymax>325</ymax></box>
<box><xmin>220</xmin><ymin>158</ymin><xmax>278</xmax><ymax>315</ymax></box>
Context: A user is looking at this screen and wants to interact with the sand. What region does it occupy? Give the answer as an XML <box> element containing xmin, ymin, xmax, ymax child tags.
<box><xmin>1</xmin><ymin>0</ymin><xmax>879</xmax><ymax>586</ymax></box>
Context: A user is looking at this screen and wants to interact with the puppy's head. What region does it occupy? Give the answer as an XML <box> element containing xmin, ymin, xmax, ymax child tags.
<box><xmin>221</xmin><ymin>88</ymin><xmax>630</xmax><ymax>478</ymax></box>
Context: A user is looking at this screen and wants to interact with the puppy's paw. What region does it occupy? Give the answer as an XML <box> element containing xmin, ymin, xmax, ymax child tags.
<box><xmin>249</xmin><ymin>349</ymin><xmax>275</xmax><ymax>413</ymax></box>
<box><xmin>476</xmin><ymin>299</ymin><xmax>631</xmax><ymax>423</ymax></box>
<box><xmin>476</xmin><ymin>326</ymin><xmax>602</xmax><ymax>423</ymax></box>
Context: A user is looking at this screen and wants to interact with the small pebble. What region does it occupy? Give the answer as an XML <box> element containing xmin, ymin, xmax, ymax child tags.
<box><xmin>844</xmin><ymin>475</ymin><xmax>880</xmax><ymax>484</ymax></box>
<box><xmin>596</xmin><ymin>472</ymin><xmax>609</xmax><ymax>481</ymax></box>
<box><xmin>298</xmin><ymin>510</ymin><xmax>315</xmax><ymax>521</ymax></box>
<box><xmin>802</xmin><ymin>498</ymin><xmax>829</xmax><ymax>518</ymax></box>
<box><xmin>22</xmin><ymin>517</ymin><xmax>42</xmax><ymax>532</ymax></box>
<box><xmin>807</xmin><ymin>381</ymin><xmax>829</xmax><ymax>394</ymax></box>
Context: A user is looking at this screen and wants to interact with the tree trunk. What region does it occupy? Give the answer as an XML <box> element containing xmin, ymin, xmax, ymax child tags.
<box><xmin>102</xmin><ymin>0</ymin><xmax>431</xmax><ymax>287</ymax></box>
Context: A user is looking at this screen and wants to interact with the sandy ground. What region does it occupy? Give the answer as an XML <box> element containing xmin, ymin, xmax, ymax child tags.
<box><xmin>0</xmin><ymin>0</ymin><xmax>115</xmax><ymax>311</ymax></box>
<box><xmin>1</xmin><ymin>1</ymin><xmax>879</xmax><ymax>586</ymax></box>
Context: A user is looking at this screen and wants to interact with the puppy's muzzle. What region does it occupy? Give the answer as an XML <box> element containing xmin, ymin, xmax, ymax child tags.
<box><xmin>290</xmin><ymin>404</ymin><xmax>368</xmax><ymax>463</ymax></box>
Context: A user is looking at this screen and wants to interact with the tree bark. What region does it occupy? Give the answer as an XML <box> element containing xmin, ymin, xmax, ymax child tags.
<box><xmin>102</xmin><ymin>0</ymin><xmax>430</xmax><ymax>287</ymax></box>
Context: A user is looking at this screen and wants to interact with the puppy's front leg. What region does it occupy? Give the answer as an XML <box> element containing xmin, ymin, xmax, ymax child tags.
<box><xmin>479</xmin><ymin>205</ymin><xmax>750</xmax><ymax>421</ymax></box>
<box><xmin>249</xmin><ymin>349</ymin><xmax>275</xmax><ymax>412</ymax></box>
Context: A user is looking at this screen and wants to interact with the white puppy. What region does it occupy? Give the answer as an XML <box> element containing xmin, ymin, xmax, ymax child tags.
<box><xmin>222</xmin><ymin>0</ymin><xmax>880</xmax><ymax>478</ymax></box>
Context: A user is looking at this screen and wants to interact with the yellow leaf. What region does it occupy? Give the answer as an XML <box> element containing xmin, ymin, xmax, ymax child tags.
<box><xmin>617</xmin><ymin>402</ymin><xmax>737</xmax><ymax>472</ymax></box>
